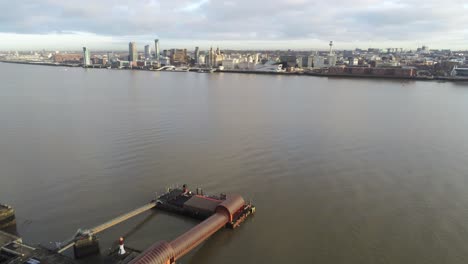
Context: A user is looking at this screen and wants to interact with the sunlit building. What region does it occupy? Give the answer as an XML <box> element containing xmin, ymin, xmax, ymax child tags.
<box><xmin>129</xmin><ymin>42</ymin><xmax>137</xmax><ymax>62</ymax></box>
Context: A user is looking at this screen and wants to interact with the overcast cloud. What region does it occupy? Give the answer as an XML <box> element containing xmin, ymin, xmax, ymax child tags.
<box><xmin>0</xmin><ymin>0</ymin><xmax>467</xmax><ymax>50</ymax></box>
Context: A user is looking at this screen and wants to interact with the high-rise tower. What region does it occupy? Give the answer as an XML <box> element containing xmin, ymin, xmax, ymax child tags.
<box><xmin>208</xmin><ymin>47</ymin><xmax>213</xmax><ymax>67</ymax></box>
<box><xmin>144</xmin><ymin>45</ymin><xmax>151</xmax><ymax>60</ymax></box>
<box><xmin>129</xmin><ymin>42</ymin><xmax>137</xmax><ymax>62</ymax></box>
<box><xmin>154</xmin><ymin>39</ymin><xmax>160</xmax><ymax>61</ymax></box>
<box><xmin>194</xmin><ymin>46</ymin><xmax>200</xmax><ymax>64</ymax></box>
<box><xmin>327</xmin><ymin>41</ymin><xmax>336</xmax><ymax>66</ymax></box>
<box><xmin>83</xmin><ymin>47</ymin><xmax>90</xmax><ymax>66</ymax></box>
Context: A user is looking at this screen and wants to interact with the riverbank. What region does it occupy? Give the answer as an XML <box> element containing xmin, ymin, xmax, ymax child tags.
<box><xmin>1</xmin><ymin>60</ymin><xmax>467</xmax><ymax>82</ymax></box>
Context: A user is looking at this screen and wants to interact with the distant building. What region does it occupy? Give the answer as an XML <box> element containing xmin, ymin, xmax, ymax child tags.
<box><xmin>327</xmin><ymin>55</ymin><xmax>337</xmax><ymax>66</ymax></box>
<box><xmin>300</xmin><ymin>56</ymin><xmax>313</xmax><ymax>68</ymax></box>
<box><xmin>451</xmin><ymin>66</ymin><xmax>468</xmax><ymax>77</ymax></box>
<box><xmin>296</xmin><ymin>57</ymin><xmax>303</xmax><ymax>68</ymax></box>
<box><xmin>83</xmin><ymin>47</ymin><xmax>91</xmax><ymax>66</ymax></box>
<box><xmin>107</xmin><ymin>52</ymin><xmax>113</xmax><ymax>64</ymax></box>
<box><xmin>144</xmin><ymin>45</ymin><xmax>151</xmax><ymax>60</ymax></box>
<box><xmin>54</xmin><ymin>53</ymin><xmax>82</xmax><ymax>63</ymax></box>
<box><xmin>306</xmin><ymin>56</ymin><xmax>313</xmax><ymax>68</ymax></box>
<box><xmin>313</xmin><ymin>56</ymin><xmax>325</xmax><ymax>68</ymax></box>
<box><xmin>198</xmin><ymin>55</ymin><xmax>205</xmax><ymax>65</ymax></box>
<box><xmin>343</xmin><ymin>50</ymin><xmax>354</xmax><ymax>57</ymax></box>
<box><xmin>327</xmin><ymin>41</ymin><xmax>337</xmax><ymax>66</ymax></box>
<box><xmin>159</xmin><ymin>56</ymin><xmax>170</xmax><ymax>66</ymax></box>
<box><xmin>170</xmin><ymin>49</ymin><xmax>187</xmax><ymax>65</ymax></box>
<box><xmin>129</xmin><ymin>42</ymin><xmax>137</xmax><ymax>62</ymax></box>
<box><xmin>279</xmin><ymin>55</ymin><xmax>298</xmax><ymax>67</ymax></box>
<box><xmin>222</xmin><ymin>58</ymin><xmax>239</xmax><ymax>69</ymax></box>
<box><xmin>348</xmin><ymin>57</ymin><xmax>359</xmax><ymax>66</ymax></box>
<box><xmin>154</xmin><ymin>39</ymin><xmax>160</xmax><ymax>61</ymax></box>
<box><xmin>208</xmin><ymin>47</ymin><xmax>214</xmax><ymax>67</ymax></box>
<box><xmin>194</xmin><ymin>47</ymin><xmax>200</xmax><ymax>64</ymax></box>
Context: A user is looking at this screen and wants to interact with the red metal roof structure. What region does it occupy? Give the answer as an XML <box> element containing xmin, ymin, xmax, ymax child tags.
<box><xmin>129</xmin><ymin>195</ymin><xmax>246</xmax><ymax>264</ymax></box>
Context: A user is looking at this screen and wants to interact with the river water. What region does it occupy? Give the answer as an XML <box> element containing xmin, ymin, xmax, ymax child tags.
<box><xmin>1</xmin><ymin>62</ymin><xmax>468</xmax><ymax>263</ymax></box>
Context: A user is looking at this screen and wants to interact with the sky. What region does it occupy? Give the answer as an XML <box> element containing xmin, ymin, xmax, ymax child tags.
<box><xmin>0</xmin><ymin>0</ymin><xmax>467</xmax><ymax>51</ymax></box>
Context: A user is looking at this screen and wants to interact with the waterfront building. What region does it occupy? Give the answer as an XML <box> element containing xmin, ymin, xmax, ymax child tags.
<box><xmin>343</xmin><ymin>50</ymin><xmax>354</xmax><ymax>57</ymax></box>
<box><xmin>54</xmin><ymin>53</ymin><xmax>82</xmax><ymax>63</ymax></box>
<box><xmin>154</xmin><ymin>39</ymin><xmax>160</xmax><ymax>61</ymax></box>
<box><xmin>253</xmin><ymin>54</ymin><xmax>259</xmax><ymax>64</ymax></box>
<box><xmin>129</xmin><ymin>42</ymin><xmax>137</xmax><ymax>62</ymax></box>
<box><xmin>159</xmin><ymin>56</ymin><xmax>170</xmax><ymax>66</ymax></box>
<box><xmin>348</xmin><ymin>57</ymin><xmax>359</xmax><ymax>66</ymax></box>
<box><xmin>279</xmin><ymin>55</ymin><xmax>298</xmax><ymax>68</ymax></box>
<box><xmin>205</xmin><ymin>54</ymin><xmax>210</xmax><ymax>66</ymax></box>
<box><xmin>221</xmin><ymin>58</ymin><xmax>239</xmax><ymax>69</ymax></box>
<box><xmin>237</xmin><ymin>61</ymin><xmax>256</xmax><ymax>70</ymax></box>
<box><xmin>205</xmin><ymin>46</ymin><xmax>224</xmax><ymax>67</ymax></box>
<box><xmin>296</xmin><ymin>57</ymin><xmax>303</xmax><ymax>68</ymax></box>
<box><xmin>83</xmin><ymin>47</ymin><xmax>91</xmax><ymax>66</ymax></box>
<box><xmin>306</xmin><ymin>56</ymin><xmax>313</xmax><ymax>68</ymax></box>
<box><xmin>144</xmin><ymin>45</ymin><xmax>151</xmax><ymax>60</ymax></box>
<box><xmin>255</xmin><ymin>60</ymin><xmax>284</xmax><ymax>72</ymax></box>
<box><xmin>107</xmin><ymin>52</ymin><xmax>114</xmax><ymax>64</ymax></box>
<box><xmin>327</xmin><ymin>41</ymin><xmax>337</xmax><ymax>67</ymax></box>
<box><xmin>300</xmin><ymin>56</ymin><xmax>313</xmax><ymax>68</ymax></box>
<box><xmin>328</xmin><ymin>55</ymin><xmax>337</xmax><ymax>66</ymax></box>
<box><xmin>208</xmin><ymin>47</ymin><xmax>214</xmax><ymax>67</ymax></box>
<box><xmin>198</xmin><ymin>55</ymin><xmax>205</xmax><ymax>65</ymax></box>
<box><xmin>451</xmin><ymin>65</ymin><xmax>468</xmax><ymax>77</ymax></box>
<box><xmin>170</xmin><ymin>49</ymin><xmax>187</xmax><ymax>65</ymax></box>
<box><xmin>194</xmin><ymin>47</ymin><xmax>200</xmax><ymax>64</ymax></box>
<box><xmin>313</xmin><ymin>56</ymin><xmax>325</xmax><ymax>68</ymax></box>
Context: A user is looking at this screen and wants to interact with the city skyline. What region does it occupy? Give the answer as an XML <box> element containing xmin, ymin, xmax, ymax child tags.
<box><xmin>0</xmin><ymin>1</ymin><xmax>467</xmax><ymax>50</ymax></box>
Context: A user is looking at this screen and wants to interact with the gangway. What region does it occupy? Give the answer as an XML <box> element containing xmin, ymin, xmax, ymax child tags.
<box><xmin>57</xmin><ymin>201</ymin><xmax>157</xmax><ymax>254</ymax></box>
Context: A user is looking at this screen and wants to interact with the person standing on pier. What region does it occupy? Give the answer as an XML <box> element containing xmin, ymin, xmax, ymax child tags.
<box><xmin>118</xmin><ymin>237</ymin><xmax>126</xmax><ymax>255</ymax></box>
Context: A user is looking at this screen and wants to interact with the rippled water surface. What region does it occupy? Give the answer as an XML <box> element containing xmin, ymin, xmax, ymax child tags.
<box><xmin>1</xmin><ymin>63</ymin><xmax>468</xmax><ymax>263</ymax></box>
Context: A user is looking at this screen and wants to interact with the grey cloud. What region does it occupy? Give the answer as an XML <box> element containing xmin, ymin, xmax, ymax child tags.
<box><xmin>0</xmin><ymin>0</ymin><xmax>467</xmax><ymax>48</ymax></box>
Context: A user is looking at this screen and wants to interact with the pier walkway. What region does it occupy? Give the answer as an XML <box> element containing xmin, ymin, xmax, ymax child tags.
<box><xmin>58</xmin><ymin>202</ymin><xmax>157</xmax><ymax>254</ymax></box>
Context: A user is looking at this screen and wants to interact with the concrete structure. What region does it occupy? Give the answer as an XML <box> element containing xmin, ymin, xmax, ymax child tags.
<box><xmin>129</xmin><ymin>42</ymin><xmax>137</xmax><ymax>62</ymax></box>
<box><xmin>82</xmin><ymin>47</ymin><xmax>91</xmax><ymax>66</ymax></box>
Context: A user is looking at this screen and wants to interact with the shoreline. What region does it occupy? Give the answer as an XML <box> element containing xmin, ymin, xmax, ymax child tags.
<box><xmin>1</xmin><ymin>60</ymin><xmax>467</xmax><ymax>82</ymax></box>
